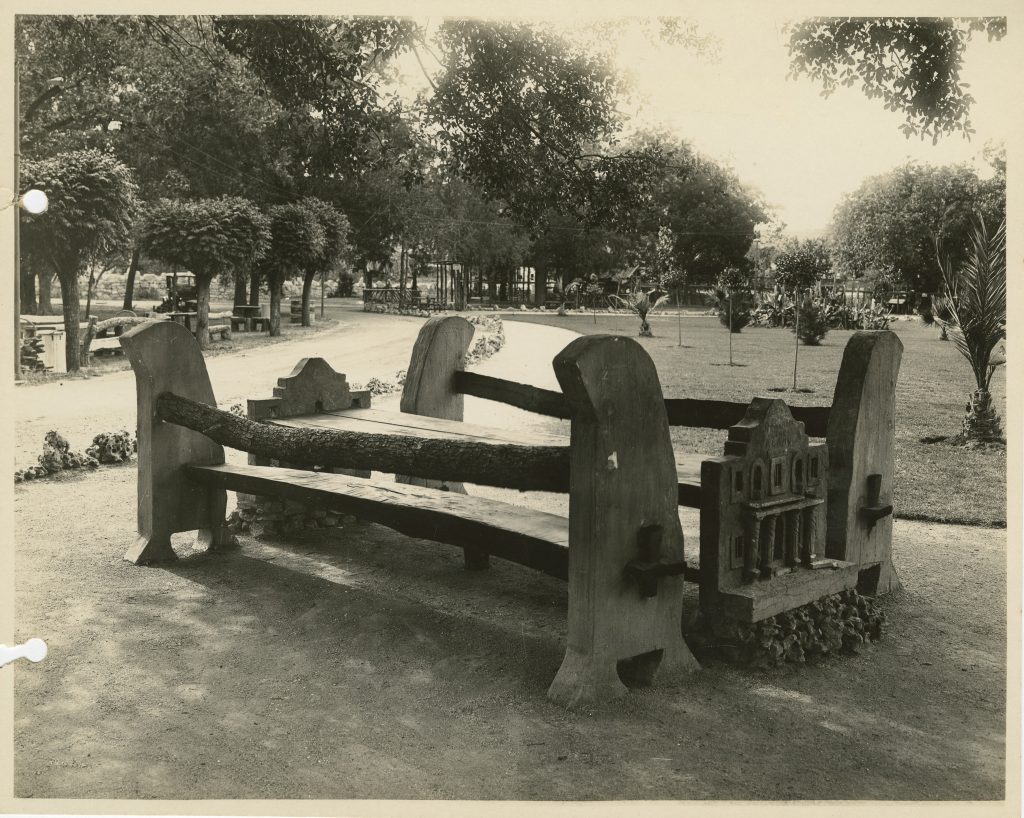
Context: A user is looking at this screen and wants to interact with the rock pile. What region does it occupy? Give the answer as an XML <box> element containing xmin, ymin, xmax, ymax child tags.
<box><xmin>691</xmin><ymin>589</ymin><xmax>886</xmax><ymax>667</ymax></box>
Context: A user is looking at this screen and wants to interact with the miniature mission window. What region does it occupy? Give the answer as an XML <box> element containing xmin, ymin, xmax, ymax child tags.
<box><xmin>770</xmin><ymin>456</ymin><xmax>786</xmax><ymax>494</ymax></box>
<box><xmin>732</xmin><ymin>533</ymin><xmax>745</xmax><ymax>567</ymax></box>
<box><xmin>751</xmin><ymin>464</ymin><xmax>763</xmax><ymax>498</ymax></box>
<box><xmin>793</xmin><ymin>456</ymin><xmax>805</xmax><ymax>492</ymax></box>
<box><xmin>809</xmin><ymin>454</ymin><xmax>819</xmax><ymax>482</ymax></box>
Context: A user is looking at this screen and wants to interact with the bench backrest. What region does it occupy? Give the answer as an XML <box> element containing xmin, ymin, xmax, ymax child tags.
<box><xmin>403</xmin><ymin>317</ymin><xmax>903</xmax><ymax>596</ymax></box>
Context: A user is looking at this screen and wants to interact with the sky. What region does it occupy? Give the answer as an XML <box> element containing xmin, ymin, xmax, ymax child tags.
<box><xmin>610</xmin><ymin>13</ymin><xmax>1011</xmax><ymax>237</ymax></box>
<box><xmin>396</xmin><ymin>13</ymin><xmax>1011</xmax><ymax>239</ymax></box>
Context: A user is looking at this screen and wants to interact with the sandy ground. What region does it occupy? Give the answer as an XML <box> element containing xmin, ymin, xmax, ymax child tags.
<box><xmin>10</xmin><ymin>308</ymin><xmax>1009</xmax><ymax>801</ymax></box>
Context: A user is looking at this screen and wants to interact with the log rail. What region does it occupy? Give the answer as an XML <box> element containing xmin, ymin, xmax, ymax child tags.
<box><xmin>156</xmin><ymin>391</ymin><xmax>571</xmax><ymax>493</ymax></box>
<box><xmin>452</xmin><ymin>370</ymin><xmax>832</xmax><ymax>436</ymax></box>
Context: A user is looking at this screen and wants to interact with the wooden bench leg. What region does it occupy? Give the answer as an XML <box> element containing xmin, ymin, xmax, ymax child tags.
<box><xmin>398</xmin><ymin>316</ymin><xmax>488</xmax><ymax>571</ymax></box>
<box><xmin>119</xmin><ymin>321</ymin><xmax>233</xmax><ymax>564</ymax></box>
<box><xmin>548</xmin><ymin>335</ymin><xmax>700</xmax><ymax>707</ymax></box>
<box><xmin>826</xmin><ymin>331</ymin><xmax>904</xmax><ymax>595</ymax></box>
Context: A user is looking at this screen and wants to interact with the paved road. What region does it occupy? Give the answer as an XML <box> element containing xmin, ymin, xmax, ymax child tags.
<box><xmin>13</xmin><ymin>302</ymin><xmax>577</xmax><ymax>470</ymax></box>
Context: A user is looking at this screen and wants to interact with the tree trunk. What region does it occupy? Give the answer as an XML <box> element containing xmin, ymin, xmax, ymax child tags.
<box><xmin>249</xmin><ymin>268</ymin><xmax>261</xmax><ymax>307</ymax></box>
<box><xmin>57</xmin><ymin>272</ymin><xmax>81</xmax><ymax>373</ymax></box>
<box><xmin>958</xmin><ymin>389</ymin><xmax>1002</xmax><ymax>443</ymax></box>
<box><xmin>233</xmin><ymin>269</ymin><xmax>248</xmax><ymax>310</ymax></box>
<box><xmin>156</xmin><ymin>392</ymin><xmax>571</xmax><ymax>493</ymax></box>
<box><xmin>20</xmin><ymin>264</ymin><xmax>36</xmax><ymax>314</ymax></box>
<box><xmin>80</xmin><ymin>269</ymin><xmax>99</xmax><ymax>364</ymax></box>
<box><xmin>122</xmin><ymin>244</ymin><xmax>141</xmax><ymax>310</ymax></box>
<box><xmin>38</xmin><ymin>270</ymin><xmax>54</xmax><ymax>314</ymax></box>
<box><xmin>194</xmin><ymin>275</ymin><xmax>212</xmax><ymax>350</ymax></box>
<box><xmin>269</xmin><ymin>280</ymin><xmax>282</xmax><ymax>336</ymax></box>
<box><xmin>301</xmin><ymin>270</ymin><xmax>315</xmax><ymax>327</ymax></box>
<box><xmin>534</xmin><ymin>263</ymin><xmax>547</xmax><ymax>307</ymax></box>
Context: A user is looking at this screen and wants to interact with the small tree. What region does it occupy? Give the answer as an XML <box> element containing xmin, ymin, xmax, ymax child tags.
<box><xmin>608</xmin><ymin>288</ymin><xmax>669</xmax><ymax>337</ymax></box>
<box><xmin>299</xmin><ymin>198</ymin><xmax>350</xmax><ymax>327</ymax></box>
<box><xmin>20</xmin><ymin>150</ymin><xmax>138</xmax><ymax>371</ymax></box>
<box><xmin>709</xmin><ymin>266</ymin><xmax>749</xmax><ymax>367</ymax></box>
<box><xmin>935</xmin><ymin>216</ymin><xmax>1006</xmax><ymax>443</ymax></box>
<box><xmin>142</xmin><ymin>197</ymin><xmax>270</xmax><ymax>348</ymax></box>
<box><xmin>259</xmin><ymin>203</ymin><xmax>326</xmax><ymax>336</ymax></box>
<box><xmin>774</xmin><ymin>237</ymin><xmax>831</xmax><ymax>388</ymax></box>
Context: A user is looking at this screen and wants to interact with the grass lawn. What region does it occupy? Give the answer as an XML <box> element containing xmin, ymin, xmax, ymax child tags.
<box><xmin>508</xmin><ymin>312</ymin><xmax>1006</xmax><ymax>528</ymax></box>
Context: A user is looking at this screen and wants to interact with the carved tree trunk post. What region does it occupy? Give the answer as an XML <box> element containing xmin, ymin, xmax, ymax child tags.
<box><xmin>826</xmin><ymin>331</ymin><xmax>903</xmax><ymax>595</ymax></box>
<box><xmin>399</xmin><ymin>316</ymin><xmax>483</xmax><ymax>569</ymax></box>
<box><xmin>119</xmin><ymin>320</ymin><xmax>233</xmax><ymax>564</ymax></box>
<box><xmin>547</xmin><ymin>335</ymin><xmax>699</xmax><ymax>708</ymax></box>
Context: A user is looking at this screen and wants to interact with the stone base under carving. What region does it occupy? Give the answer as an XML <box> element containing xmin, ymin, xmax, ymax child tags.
<box><xmin>701</xmin><ymin>558</ymin><xmax>859</xmax><ymax>623</ymax></box>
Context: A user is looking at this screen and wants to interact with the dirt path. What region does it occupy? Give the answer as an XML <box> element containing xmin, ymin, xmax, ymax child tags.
<box><xmin>10</xmin><ymin>314</ymin><xmax>1009</xmax><ymax>801</ymax></box>
<box><xmin>14</xmin><ymin>304</ymin><xmax>426</xmax><ymax>469</ymax></box>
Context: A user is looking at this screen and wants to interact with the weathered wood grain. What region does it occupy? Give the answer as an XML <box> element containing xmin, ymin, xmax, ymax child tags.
<box><xmin>156</xmin><ymin>392</ymin><xmax>572</xmax><ymax>493</ymax></box>
<box><xmin>452</xmin><ymin>370</ymin><xmax>573</xmax><ymax>419</ymax></box>
<box><xmin>548</xmin><ymin>335</ymin><xmax>700</xmax><ymax>707</ymax></box>
<box><xmin>280</xmin><ymin>407</ymin><xmax>564</xmax><ymax>446</ymax></box>
<box><xmin>825</xmin><ymin>330</ymin><xmax>904</xmax><ymax>595</ymax></box>
<box><xmin>665</xmin><ymin>399</ymin><xmax>831</xmax><ymax>437</ymax></box>
<box><xmin>398</xmin><ymin>316</ymin><xmax>486</xmax><ymax>568</ymax></box>
<box><xmin>119</xmin><ymin>320</ymin><xmax>232</xmax><ymax>564</ymax></box>
<box><xmin>186</xmin><ymin>464</ymin><xmax>571</xmax><ymax>579</ymax></box>
<box><xmin>446</xmin><ymin>373</ymin><xmax>834</xmax><ymax>437</ymax></box>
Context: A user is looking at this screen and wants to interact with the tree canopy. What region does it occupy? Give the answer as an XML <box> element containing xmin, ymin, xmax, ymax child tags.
<box><xmin>828</xmin><ymin>160</ymin><xmax>1004</xmax><ymax>293</ymax></box>
<box><xmin>787</xmin><ymin>17</ymin><xmax>1007</xmax><ymax>142</ymax></box>
<box><xmin>773</xmin><ymin>237</ymin><xmax>832</xmax><ymax>291</ymax></box>
<box><xmin>20</xmin><ymin>148</ymin><xmax>139</xmax><ymax>370</ymax></box>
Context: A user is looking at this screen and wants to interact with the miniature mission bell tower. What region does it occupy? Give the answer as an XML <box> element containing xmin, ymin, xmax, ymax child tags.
<box><xmin>699</xmin><ymin>398</ymin><xmax>860</xmax><ymax>623</ymax></box>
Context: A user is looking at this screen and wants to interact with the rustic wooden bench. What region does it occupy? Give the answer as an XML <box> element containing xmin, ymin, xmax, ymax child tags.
<box><xmin>121</xmin><ymin>318</ymin><xmax>701</xmax><ymax>706</ymax></box>
<box><xmin>120</xmin><ymin>316</ymin><xmax>901</xmax><ymax>706</ymax></box>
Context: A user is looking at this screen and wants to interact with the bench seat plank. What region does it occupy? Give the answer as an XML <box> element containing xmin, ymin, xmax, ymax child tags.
<box><xmin>187</xmin><ymin>463</ymin><xmax>570</xmax><ymax>580</ymax></box>
<box><xmin>272</xmin><ymin>408</ymin><xmax>708</xmax><ymax>507</ymax></box>
<box><xmin>273</xmin><ymin>407</ymin><xmax>565</xmax><ymax>446</ymax></box>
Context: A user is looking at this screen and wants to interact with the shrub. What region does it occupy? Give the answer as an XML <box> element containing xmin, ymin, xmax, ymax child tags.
<box><xmin>15</xmin><ymin>431</ymin><xmax>99</xmax><ymax>482</ymax></box>
<box><xmin>751</xmin><ymin>290</ymin><xmax>794</xmax><ymax>327</ymax></box>
<box><xmin>713</xmin><ymin>288</ymin><xmax>754</xmax><ymax>332</ymax></box>
<box><xmin>795</xmin><ymin>298</ymin><xmax>829</xmax><ymax>345</ymax></box>
<box><xmin>333</xmin><ymin>271</ymin><xmax>356</xmax><ymax>297</ymax></box>
<box><xmin>86</xmin><ymin>430</ymin><xmax>136</xmax><ymax>463</ymax></box>
<box><xmin>854</xmin><ymin>301</ymin><xmax>892</xmax><ymax>330</ymax></box>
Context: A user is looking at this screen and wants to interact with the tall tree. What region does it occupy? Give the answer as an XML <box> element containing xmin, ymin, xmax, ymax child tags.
<box><xmin>258</xmin><ymin>203</ymin><xmax>326</xmax><ymax>336</ymax></box>
<box><xmin>142</xmin><ymin>197</ymin><xmax>270</xmax><ymax>347</ymax></box>
<box><xmin>20</xmin><ymin>149</ymin><xmax>138</xmax><ymax>372</ymax></box>
<box><xmin>829</xmin><ymin>161</ymin><xmax>1004</xmax><ymax>294</ymax></box>
<box><xmin>299</xmin><ymin>198</ymin><xmax>350</xmax><ymax>326</ymax></box>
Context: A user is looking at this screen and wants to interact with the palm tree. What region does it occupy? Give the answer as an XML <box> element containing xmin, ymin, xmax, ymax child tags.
<box><xmin>609</xmin><ymin>288</ymin><xmax>669</xmax><ymax>337</ymax></box>
<box><xmin>935</xmin><ymin>216</ymin><xmax>1006</xmax><ymax>443</ymax></box>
